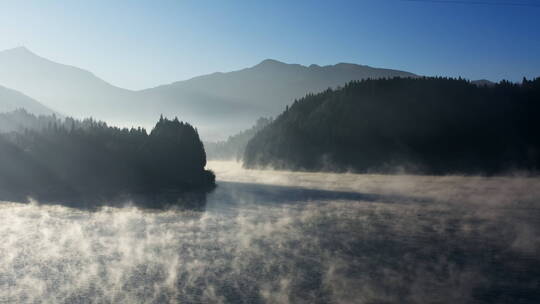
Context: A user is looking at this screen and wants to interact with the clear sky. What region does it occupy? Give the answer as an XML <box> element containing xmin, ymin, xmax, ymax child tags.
<box><xmin>1</xmin><ymin>0</ymin><xmax>539</xmax><ymax>90</ymax></box>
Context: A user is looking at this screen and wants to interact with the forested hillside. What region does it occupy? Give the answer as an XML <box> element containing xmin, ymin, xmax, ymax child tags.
<box><xmin>0</xmin><ymin>109</ymin><xmax>62</xmax><ymax>133</ymax></box>
<box><xmin>244</xmin><ymin>77</ymin><xmax>540</xmax><ymax>174</ymax></box>
<box><xmin>205</xmin><ymin>117</ymin><xmax>272</xmax><ymax>160</ymax></box>
<box><xmin>0</xmin><ymin>113</ymin><xmax>215</xmax><ymax>203</ymax></box>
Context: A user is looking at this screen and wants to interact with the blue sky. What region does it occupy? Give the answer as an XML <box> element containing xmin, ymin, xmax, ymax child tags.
<box><xmin>0</xmin><ymin>0</ymin><xmax>538</xmax><ymax>90</ymax></box>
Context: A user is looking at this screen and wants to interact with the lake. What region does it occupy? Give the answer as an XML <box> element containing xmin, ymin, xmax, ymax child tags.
<box><xmin>1</xmin><ymin>161</ymin><xmax>539</xmax><ymax>303</ymax></box>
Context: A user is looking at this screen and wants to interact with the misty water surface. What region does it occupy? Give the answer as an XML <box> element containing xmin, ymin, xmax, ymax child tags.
<box><xmin>1</xmin><ymin>161</ymin><xmax>539</xmax><ymax>303</ymax></box>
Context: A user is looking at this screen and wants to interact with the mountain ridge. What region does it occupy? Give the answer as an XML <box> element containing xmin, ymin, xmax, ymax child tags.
<box><xmin>0</xmin><ymin>46</ymin><xmax>138</xmax><ymax>125</ymax></box>
<box><xmin>0</xmin><ymin>46</ymin><xmax>460</xmax><ymax>140</ymax></box>
<box><xmin>0</xmin><ymin>84</ymin><xmax>56</xmax><ymax>116</ymax></box>
<box><xmin>142</xmin><ymin>58</ymin><xmax>417</xmax><ymax>91</ymax></box>
<box><xmin>0</xmin><ymin>47</ymin><xmax>131</xmax><ymax>91</ymax></box>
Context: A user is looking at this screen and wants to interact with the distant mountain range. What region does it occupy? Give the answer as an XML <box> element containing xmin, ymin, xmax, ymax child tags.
<box><xmin>0</xmin><ymin>84</ymin><xmax>55</xmax><ymax>115</ymax></box>
<box><xmin>0</xmin><ymin>47</ymin><xmax>419</xmax><ymax>140</ymax></box>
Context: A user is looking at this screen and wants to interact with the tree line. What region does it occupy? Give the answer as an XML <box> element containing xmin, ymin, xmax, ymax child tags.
<box><xmin>0</xmin><ymin>111</ymin><xmax>215</xmax><ymax>204</ymax></box>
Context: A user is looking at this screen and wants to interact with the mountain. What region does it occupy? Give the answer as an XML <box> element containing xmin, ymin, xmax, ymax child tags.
<box><xmin>141</xmin><ymin>59</ymin><xmax>417</xmax><ymax>139</ymax></box>
<box><xmin>244</xmin><ymin>77</ymin><xmax>540</xmax><ymax>174</ymax></box>
<box><xmin>0</xmin><ymin>84</ymin><xmax>56</xmax><ymax>115</ymax></box>
<box><xmin>0</xmin><ymin>47</ymin><xmax>140</xmax><ymax>125</ymax></box>
<box><xmin>0</xmin><ymin>47</ymin><xmax>417</xmax><ymax>140</ymax></box>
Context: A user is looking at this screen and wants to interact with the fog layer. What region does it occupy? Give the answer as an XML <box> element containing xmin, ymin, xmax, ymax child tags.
<box><xmin>0</xmin><ymin>161</ymin><xmax>538</xmax><ymax>303</ymax></box>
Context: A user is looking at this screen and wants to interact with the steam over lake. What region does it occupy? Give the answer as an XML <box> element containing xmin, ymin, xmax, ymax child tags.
<box><xmin>1</xmin><ymin>161</ymin><xmax>539</xmax><ymax>303</ymax></box>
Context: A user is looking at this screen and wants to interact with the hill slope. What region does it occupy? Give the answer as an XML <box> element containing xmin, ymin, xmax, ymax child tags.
<box><xmin>0</xmin><ymin>47</ymin><xmax>141</xmax><ymax>125</ymax></box>
<box><xmin>244</xmin><ymin>77</ymin><xmax>540</xmax><ymax>174</ymax></box>
<box><xmin>205</xmin><ymin>117</ymin><xmax>272</xmax><ymax>160</ymax></box>
<box><xmin>0</xmin><ymin>85</ymin><xmax>56</xmax><ymax>115</ymax></box>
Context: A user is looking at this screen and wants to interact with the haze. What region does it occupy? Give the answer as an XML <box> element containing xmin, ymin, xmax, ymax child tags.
<box><xmin>0</xmin><ymin>1</ymin><xmax>539</xmax><ymax>303</ymax></box>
